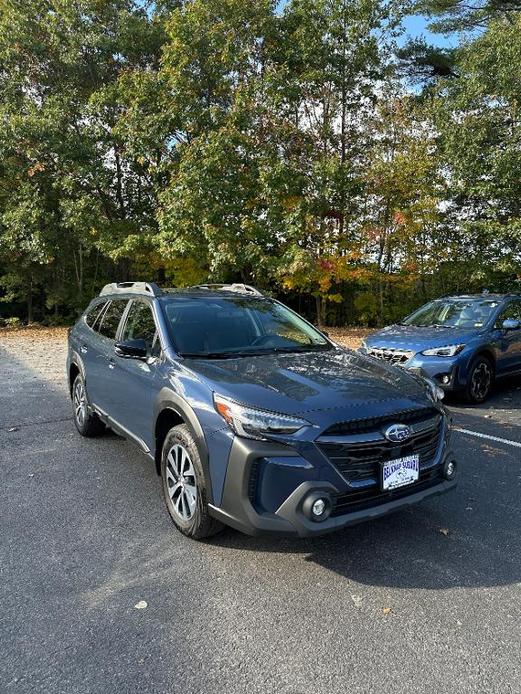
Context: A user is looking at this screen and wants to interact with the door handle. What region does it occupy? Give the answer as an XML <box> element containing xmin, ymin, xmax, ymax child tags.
<box><xmin>80</xmin><ymin>345</ymin><xmax>88</xmax><ymax>354</ymax></box>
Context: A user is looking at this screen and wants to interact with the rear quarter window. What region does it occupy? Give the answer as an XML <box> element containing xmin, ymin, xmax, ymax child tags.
<box><xmin>84</xmin><ymin>302</ymin><xmax>108</xmax><ymax>330</ymax></box>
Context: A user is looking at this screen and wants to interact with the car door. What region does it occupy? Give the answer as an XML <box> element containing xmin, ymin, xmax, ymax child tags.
<box><xmin>493</xmin><ymin>300</ymin><xmax>521</xmax><ymax>374</ymax></box>
<box><xmin>74</xmin><ymin>299</ymin><xmax>108</xmax><ymax>392</ymax></box>
<box><xmin>105</xmin><ymin>299</ymin><xmax>161</xmax><ymax>452</ymax></box>
<box><xmin>87</xmin><ymin>298</ymin><xmax>130</xmax><ymax>412</ymax></box>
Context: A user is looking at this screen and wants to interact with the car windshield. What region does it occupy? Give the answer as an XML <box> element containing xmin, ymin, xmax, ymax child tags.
<box><xmin>402</xmin><ymin>298</ymin><xmax>501</xmax><ymax>329</ymax></box>
<box><xmin>161</xmin><ymin>295</ymin><xmax>330</xmax><ymax>357</ymax></box>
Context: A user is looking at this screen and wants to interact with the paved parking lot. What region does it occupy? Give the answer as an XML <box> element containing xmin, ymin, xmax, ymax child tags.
<box><xmin>1</xmin><ymin>331</ymin><xmax>520</xmax><ymax>694</ymax></box>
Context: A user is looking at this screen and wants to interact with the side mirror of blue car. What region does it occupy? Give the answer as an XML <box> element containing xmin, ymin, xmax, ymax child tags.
<box><xmin>115</xmin><ymin>338</ymin><xmax>148</xmax><ymax>360</ymax></box>
<box><xmin>502</xmin><ymin>318</ymin><xmax>521</xmax><ymax>331</ymax></box>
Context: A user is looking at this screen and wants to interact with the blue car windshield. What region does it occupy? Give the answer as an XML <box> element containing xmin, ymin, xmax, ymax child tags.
<box><xmin>161</xmin><ymin>295</ymin><xmax>330</xmax><ymax>357</ymax></box>
<box><xmin>403</xmin><ymin>299</ymin><xmax>501</xmax><ymax>329</ymax></box>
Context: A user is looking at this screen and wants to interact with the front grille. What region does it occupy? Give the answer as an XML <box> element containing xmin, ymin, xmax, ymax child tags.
<box><xmin>368</xmin><ymin>347</ymin><xmax>413</xmax><ymax>365</ymax></box>
<box><xmin>322</xmin><ymin>407</ymin><xmax>437</xmax><ymax>437</ymax></box>
<box><xmin>317</xmin><ymin>410</ymin><xmax>444</xmax><ymax>514</ymax></box>
<box><xmin>319</xmin><ymin>421</ymin><xmax>441</xmax><ymax>483</ymax></box>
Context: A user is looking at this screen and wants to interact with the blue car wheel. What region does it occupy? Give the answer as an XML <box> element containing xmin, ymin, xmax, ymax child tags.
<box><xmin>465</xmin><ymin>355</ymin><xmax>495</xmax><ymax>403</ymax></box>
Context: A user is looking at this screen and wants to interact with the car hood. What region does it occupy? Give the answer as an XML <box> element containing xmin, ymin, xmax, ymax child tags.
<box><xmin>181</xmin><ymin>348</ymin><xmax>436</xmax><ymax>425</ymax></box>
<box><xmin>366</xmin><ymin>324</ymin><xmax>478</xmax><ymax>353</ymax></box>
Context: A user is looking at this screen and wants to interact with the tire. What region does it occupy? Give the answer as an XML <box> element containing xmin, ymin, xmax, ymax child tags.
<box><xmin>465</xmin><ymin>355</ymin><xmax>495</xmax><ymax>404</ymax></box>
<box><xmin>71</xmin><ymin>373</ymin><xmax>105</xmax><ymax>437</ymax></box>
<box><xmin>161</xmin><ymin>424</ymin><xmax>223</xmax><ymax>540</ymax></box>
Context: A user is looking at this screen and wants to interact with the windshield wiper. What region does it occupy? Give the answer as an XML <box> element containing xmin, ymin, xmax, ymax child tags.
<box><xmin>249</xmin><ymin>344</ymin><xmax>330</xmax><ymax>354</ymax></box>
<box><xmin>401</xmin><ymin>322</ymin><xmax>449</xmax><ymax>328</ymax></box>
<box><xmin>179</xmin><ymin>351</ymin><xmax>249</xmax><ymax>359</ymax></box>
<box><xmin>179</xmin><ymin>344</ymin><xmax>330</xmax><ymax>359</ymax></box>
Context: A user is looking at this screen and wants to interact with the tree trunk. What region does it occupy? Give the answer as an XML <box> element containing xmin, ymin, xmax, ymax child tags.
<box><xmin>27</xmin><ymin>277</ymin><xmax>33</xmax><ymax>324</ymax></box>
<box><xmin>315</xmin><ymin>295</ymin><xmax>325</xmax><ymax>327</ymax></box>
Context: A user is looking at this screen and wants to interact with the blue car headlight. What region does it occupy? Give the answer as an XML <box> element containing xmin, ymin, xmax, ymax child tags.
<box><xmin>214</xmin><ymin>393</ymin><xmax>311</xmax><ymax>440</ymax></box>
<box><xmin>421</xmin><ymin>344</ymin><xmax>465</xmax><ymax>357</ymax></box>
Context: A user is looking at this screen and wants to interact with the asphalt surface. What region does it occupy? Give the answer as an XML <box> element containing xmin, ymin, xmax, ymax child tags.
<box><xmin>1</xmin><ymin>336</ymin><xmax>521</xmax><ymax>694</ymax></box>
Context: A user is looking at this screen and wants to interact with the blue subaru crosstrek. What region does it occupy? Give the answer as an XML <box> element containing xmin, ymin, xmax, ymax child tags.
<box><xmin>360</xmin><ymin>294</ymin><xmax>521</xmax><ymax>403</ymax></box>
<box><xmin>67</xmin><ymin>282</ymin><xmax>457</xmax><ymax>539</ymax></box>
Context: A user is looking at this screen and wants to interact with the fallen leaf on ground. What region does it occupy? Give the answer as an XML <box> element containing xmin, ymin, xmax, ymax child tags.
<box><xmin>134</xmin><ymin>600</ymin><xmax>148</xmax><ymax>610</ymax></box>
<box><xmin>351</xmin><ymin>594</ymin><xmax>363</xmax><ymax>608</ymax></box>
<box><xmin>8</xmin><ymin>426</ymin><xmax>19</xmax><ymax>432</ymax></box>
<box><xmin>382</xmin><ymin>607</ymin><xmax>392</xmax><ymax>615</ymax></box>
<box><xmin>439</xmin><ymin>528</ymin><xmax>450</xmax><ymax>536</ymax></box>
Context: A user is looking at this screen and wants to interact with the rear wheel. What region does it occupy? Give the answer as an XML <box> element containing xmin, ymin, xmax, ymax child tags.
<box><xmin>71</xmin><ymin>373</ymin><xmax>105</xmax><ymax>437</ymax></box>
<box><xmin>161</xmin><ymin>424</ymin><xmax>223</xmax><ymax>540</ymax></box>
<box><xmin>465</xmin><ymin>356</ymin><xmax>494</xmax><ymax>404</ymax></box>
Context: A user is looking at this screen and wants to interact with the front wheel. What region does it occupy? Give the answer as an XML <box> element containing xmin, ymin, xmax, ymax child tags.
<box><xmin>465</xmin><ymin>356</ymin><xmax>494</xmax><ymax>404</ymax></box>
<box><xmin>160</xmin><ymin>424</ymin><xmax>223</xmax><ymax>540</ymax></box>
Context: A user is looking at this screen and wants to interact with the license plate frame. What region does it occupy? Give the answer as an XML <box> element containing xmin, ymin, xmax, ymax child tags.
<box><xmin>381</xmin><ymin>454</ymin><xmax>420</xmax><ymax>491</ymax></box>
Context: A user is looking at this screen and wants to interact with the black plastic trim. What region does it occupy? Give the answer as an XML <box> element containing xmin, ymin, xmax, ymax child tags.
<box><xmin>209</xmin><ymin>435</ymin><xmax>458</xmax><ymax>537</ymax></box>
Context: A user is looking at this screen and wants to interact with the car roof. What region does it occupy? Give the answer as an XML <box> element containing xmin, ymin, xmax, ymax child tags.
<box><xmin>95</xmin><ymin>288</ymin><xmax>273</xmax><ymax>303</ymax></box>
<box><xmin>161</xmin><ymin>288</ymin><xmax>271</xmax><ymax>300</ymax></box>
<box><xmin>438</xmin><ymin>294</ymin><xmax>515</xmax><ymax>301</ymax></box>
<box><xmin>97</xmin><ymin>282</ymin><xmax>268</xmax><ymax>302</ymax></box>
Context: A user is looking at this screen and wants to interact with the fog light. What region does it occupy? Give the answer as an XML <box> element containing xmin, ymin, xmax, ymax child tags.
<box><xmin>444</xmin><ymin>460</ymin><xmax>457</xmax><ymax>479</ymax></box>
<box><xmin>312</xmin><ymin>499</ymin><xmax>326</xmax><ymax>517</ymax></box>
<box><xmin>302</xmin><ymin>493</ymin><xmax>332</xmax><ymax>522</ymax></box>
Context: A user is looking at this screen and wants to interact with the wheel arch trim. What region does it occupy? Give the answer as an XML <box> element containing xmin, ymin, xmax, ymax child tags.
<box><xmin>68</xmin><ymin>354</ymin><xmax>86</xmax><ymax>394</ymax></box>
<box><xmin>153</xmin><ymin>389</ymin><xmax>213</xmax><ymax>503</ymax></box>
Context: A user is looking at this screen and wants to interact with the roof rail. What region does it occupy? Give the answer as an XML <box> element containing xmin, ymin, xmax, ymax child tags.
<box><xmin>190</xmin><ymin>283</ymin><xmax>264</xmax><ymax>296</ymax></box>
<box><xmin>99</xmin><ymin>282</ymin><xmax>163</xmax><ymax>298</ymax></box>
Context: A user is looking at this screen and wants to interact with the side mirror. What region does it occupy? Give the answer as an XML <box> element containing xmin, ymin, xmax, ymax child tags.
<box><xmin>115</xmin><ymin>338</ymin><xmax>148</xmax><ymax>360</ymax></box>
<box><xmin>502</xmin><ymin>319</ymin><xmax>521</xmax><ymax>331</ymax></box>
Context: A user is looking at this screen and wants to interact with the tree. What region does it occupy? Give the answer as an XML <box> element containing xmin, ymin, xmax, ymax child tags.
<box><xmin>426</xmin><ymin>16</ymin><xmax>521</xmax><ymax>286</ymax></box>
<box><xmin>0</xmin><ymin>0</ymin><xmax>163</xmax><ymax>320</ymax></box>
<box><xmin>416</xmin><ymin>0</ymin><xmax>521</xmax><ymax>31</ymax></box>
<box><xmin>157</xmin><ymin>0</ymin><xmax>281</xmax><ymax>284</ymax></box>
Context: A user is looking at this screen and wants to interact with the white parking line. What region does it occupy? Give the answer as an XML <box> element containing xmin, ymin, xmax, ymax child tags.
<box><xmin>454</xmin><ymin>427</ymin><xmax>521</xmax><ymax>449</ymax></box>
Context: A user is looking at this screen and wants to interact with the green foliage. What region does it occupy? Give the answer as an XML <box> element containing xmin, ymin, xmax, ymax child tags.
<box><xmin>0</xmin><ymin>0</ymin><xmax>520</xmax><ymax>325</ymax></box>
<box><xmin>416</xmin><ymin>0</ymin><xmax>521</xmax><ymax>31</ymax></box>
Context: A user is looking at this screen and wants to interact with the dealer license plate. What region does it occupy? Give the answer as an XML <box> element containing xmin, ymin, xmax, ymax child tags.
<box><xmin>382</xmin><ymin>455</ymin><xmax>419</xmax><ymax>491</ymax></box>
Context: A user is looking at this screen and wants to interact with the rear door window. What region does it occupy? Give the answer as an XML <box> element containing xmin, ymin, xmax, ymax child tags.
<box><xmin>98</xmin><ymin>300</ymin><xmax>128</xmax><ymax>340</ymax></box>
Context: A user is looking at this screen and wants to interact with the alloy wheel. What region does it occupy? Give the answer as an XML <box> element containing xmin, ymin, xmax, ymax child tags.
<box><xmin>165</xmin><ymin>444</ymin><xmax>198</xmax><ymax>521</ymax></box>
<box><xmin>470</xmin><ymin>362</ymin><xmax>492</xmax><ymax>401</ymax></box>
<box><xmin>73</xmin><ymin>380</ymin><xmax>87</xmax><ymax>427</ymax></box>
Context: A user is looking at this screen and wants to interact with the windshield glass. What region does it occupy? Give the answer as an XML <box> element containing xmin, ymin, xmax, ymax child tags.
<box><xmin>403</xmin><ymin>299</ymin><xmax>501</xmax><ymax>329</ymax></box>
<box><xmin>161</xmin><ymin>295</ymin><xmax>330</xmax><ymax>357</ymax></box>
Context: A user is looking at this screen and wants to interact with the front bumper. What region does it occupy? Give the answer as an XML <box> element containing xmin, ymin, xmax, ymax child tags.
<box><xmin>208</xmin><ymin>434</ymin><xmax>457</xmax><ymax>538</ymax></box>
<box><xmin>405</xmin><ymin>355</ymin><xmax>461</xmax><ymax>391</ymax></box>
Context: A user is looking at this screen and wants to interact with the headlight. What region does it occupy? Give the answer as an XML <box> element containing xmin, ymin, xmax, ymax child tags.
<box><xmin>213</xmin><ymin>393</ymin><xmax>310</xmax><ymax>440</ymax></box>
<box><xmin>421</xmin><ymin>344</ymin><xmax>465</xmax><ymax>357</ymax></box>
<box><xmin>425</xmin><ymin>378</ymin><xmax>445</xmax><ymax>402</ymax></box>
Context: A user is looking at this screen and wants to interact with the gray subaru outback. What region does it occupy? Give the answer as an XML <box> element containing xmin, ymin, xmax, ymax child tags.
<box><xmin>67</xmin><ymin>282</ymin><xmax>457</xmax><ymax>539</ymax></box>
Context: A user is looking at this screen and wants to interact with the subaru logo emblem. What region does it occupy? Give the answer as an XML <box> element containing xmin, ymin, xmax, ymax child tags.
<box><xmin>384</xmin><ymin>423</ymin><xmax>412</xmax><ymax>443</ymax></box>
